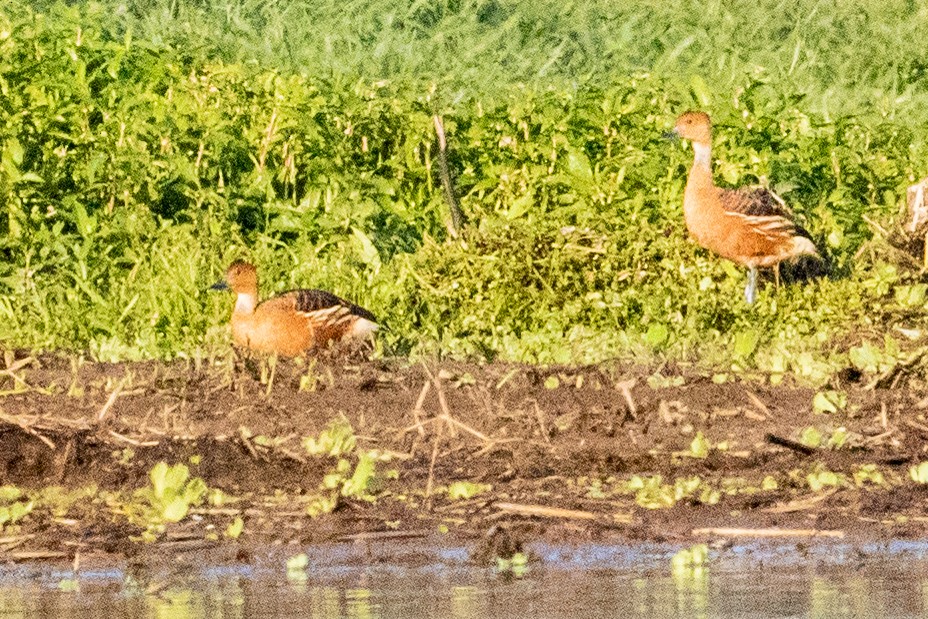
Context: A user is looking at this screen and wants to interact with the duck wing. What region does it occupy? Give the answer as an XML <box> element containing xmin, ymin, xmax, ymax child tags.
<box><xmin>263</xmin><ymin>289</ymin><xmax>378</xmax><ymax>324</ymax></box>
<box><xmin>719</xmin><ymin>186</ymin><xmax>812</xmax><ymax>240</ymax></box>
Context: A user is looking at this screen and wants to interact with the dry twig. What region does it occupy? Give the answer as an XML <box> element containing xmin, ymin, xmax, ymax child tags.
<box><xmin>744</xmin><ymin>391</ymin><xmax>770</xmax><ymax>419</ymax></box>
<box><xmin>763</xmin><ymin>488</ymin><xmax>838</xmax><ymax>514</ymax></box>
<box><xmin>765</xmin><ymin>433</ymin><xmax>815</xmax><ymax>456</ymax></box>
<box><xmin>494</xmin><ymin>502</ymin><xmax>600</xmax><ymax>521</ymax></box>
<box><xmin>692</xmin><ymin>526</ymin><xmax>844</xmax><ymax>539</ymax></box>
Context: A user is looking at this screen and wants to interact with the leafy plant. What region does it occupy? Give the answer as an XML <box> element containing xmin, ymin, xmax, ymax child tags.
<box><xmin>0</xmin><ymin>486</ymin><xmax>33</xmax><ymax>531</ymax></box>
<box><xmin>302</xmin><ymin>417</ymin><xmax>357</xmax><ymax>457</ymax></box>
<box><xmin>806</xmin><ymin>468</ymin><xmax>845</xmax><ymax>492</ymax></box>
<box><xmin>447</xmin><ymin>481</ymin><xmax>492</xmax><ymax>500</ymax></box>
<box><xmin>224</xmin><ymin>516</ymin><xmax>245</xmax><ymax>539</ymax></box>
<box><xmin>625</xmin><ymin>475</ymin><xmax>719</xmax><ymax>509</ymax></box>
<box><xmin>303</xmin><ymin>418</ymin><xmax>397</xmax><ymax>517</ymax></box>
<box><xmin>688</xmin><ymin>432</ymin><xmax>711</xmax><ymax>459</ymax></box>
<box><xmin>812</xmin><ymin>391</ymin><xmax>847</xmax><ymax>415</ymax></box>
<box><xmin>128</xmin><ymin>462</ymin><xmax>208</xmax><ymax>540</ymax></box>
<box><xmin>909</xmin><ymin>462</ymin><xmax>928</xmax><ymax>484</ymax></box>
<box><xmin>0</xmin><ymin>0</ymin><xmax>925</xmax><ymax>383</ymax></box>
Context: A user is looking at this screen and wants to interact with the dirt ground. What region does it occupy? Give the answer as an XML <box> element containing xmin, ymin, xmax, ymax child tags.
<box><xmin>1</xmin><ymin>352</ymin><xmax>927</xmax><ymax>566</ymax></box>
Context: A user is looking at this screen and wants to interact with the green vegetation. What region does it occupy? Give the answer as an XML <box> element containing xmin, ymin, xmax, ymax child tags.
<box><xmin>909</xmin><ymin>462</ymin><xmax>928</xmax><ymax>484</ymax></box>
<box><xmin>122</xmin><ymin>461</ymin><xmax>209</xmax><ymax>540</ymax></box>
<box><xmin>447</xmin><ymin>480</ymin><xmax>492</xmax><ymax>500</ymax></box>
<box><xmin>1</xmin><ymin>0</ymin><xmax>927</xmax><ymax>378</ymax></box>
<box><xmin>0</xmin><ymin>486</ymin><xmax>33</xmax><ymax>531</ymax></box>
<box><xmin>303</xmin><ymin>418</ymin><xmax>397</xmax><ymax>516</ymax></box>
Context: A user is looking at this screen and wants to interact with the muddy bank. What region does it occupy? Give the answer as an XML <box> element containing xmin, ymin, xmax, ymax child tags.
<box><xmin>1</xmin><ymin>353</ymin><xmax>927</xmax><ymax>564</ymax></box>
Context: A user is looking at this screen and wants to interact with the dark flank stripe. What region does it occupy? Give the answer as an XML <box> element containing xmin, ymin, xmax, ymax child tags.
<box><xmin>719</xmin><ymin>187</ymin><xmax>813</xmax><ymax>241</ymax></box>
<box><xmin>289</xmin><ymin>289</ymin><xmax>378</xmax><ymax>324</ymax></box>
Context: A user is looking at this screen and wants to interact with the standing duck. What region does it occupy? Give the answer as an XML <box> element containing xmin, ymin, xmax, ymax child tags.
<box><xmin>211</xmin><ymin>261</ymin><xmax>378</xmax><ymax>356</ymax></box>
<box><xmin>668</xmin><ymin>111</ymin><xmax>820</xmax><ymax>303</ymax></box>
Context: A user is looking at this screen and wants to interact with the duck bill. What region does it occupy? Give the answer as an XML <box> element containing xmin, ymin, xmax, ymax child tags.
<box><xmin>662</xmin><ymin>128</ymin><xmax>680</xmax><ymax>141</ymax></box>
<box><xmin>209</xmin><ymin>280</ymin><xmax>229</xmax><ymax>291</ymax></box>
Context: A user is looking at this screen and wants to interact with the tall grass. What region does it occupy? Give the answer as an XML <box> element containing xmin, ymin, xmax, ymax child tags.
<box><xmin>23</xmin><ymin>0</ymin><xmax>928</xmax><ymax>122</ymax></box>
<box><xmin>0</xmin><ymin>0</ymin><xmax>926</xmax><ymax>381</ymax></box>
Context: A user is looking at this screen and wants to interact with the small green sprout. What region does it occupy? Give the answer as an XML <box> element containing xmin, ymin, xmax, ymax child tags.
<box><xmin>799</xmin><ymin>427</ymin><xmax>823</xmax><ymax>448</ymax></box>
<box><xmin>689</xmin><ymin>432</ymin><xmax>710</xmax><ymax>459</ymax></box>
<box><xmin>224</xmin><ymin>516</ymin><xmax>244</xmax><ymax>539</ymax></box>
<box><xmin>128</xmin><ymin>462</ymin><xmax>209</xmax><ymax>540</ymax></box>
<box><xmin>447</xmin><ymin>481</ymin><xmax>492</xmax><ymax>500</ymax></box>
<box><xmin>0</xmin><ymin>498</ymin><xmax>34</xmax><ymax>531</ymax></box>
<box><xmin>303</xmin><ymin>416</ymin><xmax>357</xmax><ymax>457</ymax></box>
<box><xmin>807</xmin><ymin>469</ymin><xmax>844</xmax><ymax>492</ymax></box>
<box><xmin>826</xmin><ymin>427</ymin><xmax>849</xmax><ymax>449</ymax></box>
<box><xmin>909</xmin><ymin>462</ymin><xmax>928</xmax><ymax>484</ymax></box>
<box><xmin>853</xmin><ymin>465</ymin><xmax>885</xmax><ymax>486</ymax></box>
<box><xmin>812</xmin><ymin>391</ymin><xmax>846</xmax><ymax>414</ymax></box>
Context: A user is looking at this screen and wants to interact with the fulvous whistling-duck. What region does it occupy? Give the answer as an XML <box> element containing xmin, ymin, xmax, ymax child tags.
<box><xmin>667</xmin><ymin>111</ymin><xmax>820</xmax><ymax>303</ymax></box>
<box><xmin>211</xmin><ymin>261</ymin><xmax>378</xmax><ymax>356</ymax></box>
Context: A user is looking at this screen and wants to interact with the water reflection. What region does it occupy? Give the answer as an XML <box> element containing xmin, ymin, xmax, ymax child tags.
<box><xmin>1</xmin><ymin>544</ymin><xmax>927</xmax><ymax>618</ymax></box>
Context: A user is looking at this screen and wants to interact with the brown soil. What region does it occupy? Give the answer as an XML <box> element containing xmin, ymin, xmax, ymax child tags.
<box><xmin>1</xmin><ymin>353</ymin><xmax>928</xmax><ymax>565</ymax></box>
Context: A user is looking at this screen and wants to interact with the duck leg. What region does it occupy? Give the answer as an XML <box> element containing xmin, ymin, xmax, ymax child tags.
<box><xmin>744</xmin><ymin>266</ymin><xmax>758</xmax><ymax>304</ymax></box>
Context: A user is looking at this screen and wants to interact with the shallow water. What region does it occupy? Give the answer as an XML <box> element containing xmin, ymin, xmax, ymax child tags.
<box><xmin>2</xmin><ymin>541</ymin><xmax>927</xmax><ymax>618</ymax></box>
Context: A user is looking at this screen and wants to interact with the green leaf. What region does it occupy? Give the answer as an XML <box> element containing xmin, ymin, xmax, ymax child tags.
<box><xmin>565</xmin><ymin>147</ymin><xmax>593</xmax><ymax>181</ymax></box>
<box><xmin>306</xmin><ymin>494</ymin><xmax>338</xmax><ymax>517</ymax></box>
<box><xmin>447</xmin><ymin>481</ymin><xmax>491</xmax><ymax>500</ymax></box>
<box><xmin>733</xmin><ymin>329</ymin><xmax>760</xmax><ymax>360</ymax></box>
<box><xmin>909</xmin><ymin>462</ymin><xmax>928</xmax><ymax>484</ymax></box>
<box><xmin>812</xmin><ymin>391</ymin><xmax>845</xmax><ymax>414</ymax></box>
<box><xmin>826</xmin><ymin>426</ymin><xmax>848</xmax><ymax>449</ymax></box>
<box><xmin>72</xmin><ymin>201</ymin><xmax>97</xmax><ymax>237</ymax></box>
<box><xmin>341</xmin><ymin>451</ymin><xmax>377</xmax><ymax>498</ymax></box>
<box><xmin>149</xmin><ymin>462</ymin><xmax>169</xmax><ymax>499</ymax></box>
<box><xmin>163</xmin><ymin>464</ymin><xmax>191</xmax><ymax>495</ymax></box>
<box><xmin>799</xmin><ymin>426</ymin><xmax>822</xmax><ymax>448</ymax></box>
<box><xmin>645</xmin><ymin>324</ymin><xmax>669</xmax><ymax>347</ymax></box>
<box><xmin>849</xmin><ymin>341</ymin><xmax>881</xmax><ymax>373</ymax></box>
<box><xmin>689</xmin><ymin>75</ymin><xmax>712</xmax><ymax>107</ymax></box>
<box><xmin>303</xmin><ymin>417</ymin><xmax>357</xmax><ymax>457</ymax></box>
<box><xmin>182</xmin><ymin>477</ymin><xmax>208</xmax><ymax>505</ymax></box>
<box><xmin>895</xmin><ymin>284</ymin><xmax>927</xmax><ymax>308</ymax></box>
<box><xmin>807</xmin><ymin>470</ymin><xmax>842</xmax><ymax>492</ymax></box>
<box><xmin>506</xmin><ymin>194</ymin><xmax>534</xmax><ymax>219</ymax></box>
<box><xmin>224</xmin><ymin>516</ymin><xmax>244</xmax><ymax>539</ymax></box>
<box><xmin>160</xmin><ymin>497</ymin><xmax>190</xmax><ymax>522</ymax></box>
<box><xmin>0</xmin><ymin>486</ymin><xmax>22</xmax><ymax>503</ymax></box>
<box><xmin>1</xmin><ymin>138</ymin><xmax>24</xmax><ymax>175</ymax></box>
<box><xmin>689</xmin><ymin>432</ymin><xmax>710</xmax><ymax>458</ymax></box>
<box><xmin>853</xmin><ymin>464</ymin><xmax>884</xmax><ymax>486</ymax></box>
<box><xmin>351</xmin><ymin>227</ymin><xmax>381</xmax><ymax>270</ymax></box>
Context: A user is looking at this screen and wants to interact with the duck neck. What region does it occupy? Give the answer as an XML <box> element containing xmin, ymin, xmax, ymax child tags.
<box><xmin>689</xmin><ymin>141</ymin><xmax>713</xmax><ymax>179</ymax></box>
<box><xmin>234</xmin><ymin>292</ymin><xmax>257</xmax><ymax>315</ymax></box>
